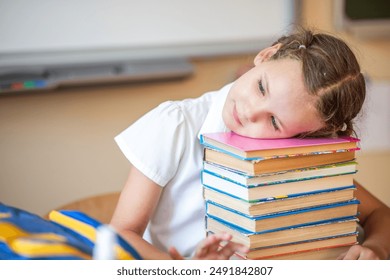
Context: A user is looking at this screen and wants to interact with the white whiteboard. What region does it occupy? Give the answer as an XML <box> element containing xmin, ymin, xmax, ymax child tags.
<box><xmin>0</xmin><ymin>0</ymin><xmax>295</xmax><ymax>67</ymax></box>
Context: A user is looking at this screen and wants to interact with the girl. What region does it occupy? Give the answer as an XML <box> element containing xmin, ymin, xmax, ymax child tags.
<box><xmin>110</xmin><ymin>28</ymin><xmax>390</xmax><ymax>260</ymax></box>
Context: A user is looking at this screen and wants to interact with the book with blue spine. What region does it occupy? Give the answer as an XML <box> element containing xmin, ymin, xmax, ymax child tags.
<box><xmin>206</xmin><ymin>216</ymin><xmax>359</xmax><ymax>249</ymax></box>
<box><xmin>220</xmin><ymin>231</ymin><xmax>357</xmax><ymax>260</ymax></box>
<box><xmin>203</xmin><ymin>186</ymin><xmax>357</xmax><ymax>216</ymax></box>
<box><xmin>202</xmin><ymin>169</ymin><xmax>355</xmax><ymax>201</ymax></box>
<box><xmin>206</xmin><ymin>199</ymin><xmax>360</xmax><ymax>233</ymax></box>
<box><xmin>202</xmin><ymin>160</ymin><xmax>357</xmax><ymax>187</ymax></box>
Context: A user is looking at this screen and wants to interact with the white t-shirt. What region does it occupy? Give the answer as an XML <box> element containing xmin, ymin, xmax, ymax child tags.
<box><xmin>114</xmin><ymin>83</ymin><xmax>231</xmax><ymax>257</ymax></box>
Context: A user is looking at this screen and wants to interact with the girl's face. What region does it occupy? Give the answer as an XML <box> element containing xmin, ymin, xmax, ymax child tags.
<box><xmin>222</xmin><ymin>57</ymin><xmax>324</xmax><ymax>139</ymax></box>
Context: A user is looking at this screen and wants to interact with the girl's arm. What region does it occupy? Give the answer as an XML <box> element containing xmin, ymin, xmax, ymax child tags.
<box><xmin>110</xmin><ymin>166</ymin><xmax>248</xmax><ymax>260</ymax></box>
<box><xmin>110</xmin><ymin>166</ymin><xmax>171</xmax><ymax>259</ymax></box>
<box><xmin>339</xmin><ymin>180</ymin><xmax>390</xmax><ymax>260</ymax></box>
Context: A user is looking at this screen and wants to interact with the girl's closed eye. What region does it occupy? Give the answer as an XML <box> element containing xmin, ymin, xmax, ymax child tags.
<box><xmin>271</xmin><ymin>116</ymin><xmax>279</xmax><ymax>131</ymax></box>
<box><xmin>257</xmin><ymin>79</ymin><xmax>279</xmax><ymax>131</ymax></box>
<box><xmin>258</xmin><ymin>80</ymin><xmax>265</xmax><ymax>95</ymax></box>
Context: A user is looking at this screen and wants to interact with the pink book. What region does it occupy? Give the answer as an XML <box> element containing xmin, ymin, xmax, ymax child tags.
<box><xmin>200</xmin><ymin>132</ymin><xmax>360</xmax><ymax>160</ymax></box>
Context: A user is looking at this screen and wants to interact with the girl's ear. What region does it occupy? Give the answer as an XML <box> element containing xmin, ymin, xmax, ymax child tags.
<box><xmin>254</xmin><ymin>43</ymin><xmax>282</xmax><ymax>65</ymax></box>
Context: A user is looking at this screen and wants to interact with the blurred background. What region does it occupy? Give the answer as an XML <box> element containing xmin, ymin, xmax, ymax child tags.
<box><xmin>0</xmin><ymin>0</ymin><xmax>389</xmax><ymax>216</ymax></box>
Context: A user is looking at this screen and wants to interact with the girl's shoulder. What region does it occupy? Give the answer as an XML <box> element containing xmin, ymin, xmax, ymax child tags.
<box><xmin>155</xmin><ymin>90</ymin><xmax>217</xmax><ymax>120</ymax></box>
<box><xmin>138</xmin><ymin>83</ymin><xmax>230</xmax><ymax>130</ymax></box>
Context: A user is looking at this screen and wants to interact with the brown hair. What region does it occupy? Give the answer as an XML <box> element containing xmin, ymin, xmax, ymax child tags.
<box><xmin>270</xmin><ymin>28</ymin><xmax>366</xmax><ymax>138</ymax></box>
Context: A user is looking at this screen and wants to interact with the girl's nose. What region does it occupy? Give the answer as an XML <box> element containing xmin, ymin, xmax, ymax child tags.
<box><xmin>244</xmin><ymin>102</ymin><xmax>264</xmax><ymax>123</ymax></box>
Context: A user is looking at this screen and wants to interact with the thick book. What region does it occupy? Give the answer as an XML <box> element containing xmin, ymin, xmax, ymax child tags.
<box><xmin>203</xmin><ymin>161</ymin><xmax>357</xmax><ymax>187</ymax></box>
<box><xmin>206</xmin><ymin>200</ymin><xmax>359</xmax><ymax>233</ymax></box>
<box><xmin>202</xmin><ymin>171</ymin><xmax>355</xmax><ymax>201</ymax></box>
<box><xmin>226</xmin><ymin>233</ymin><xmax>357</xmax><ymax>260</ymax></box>
<box><xmin>253</xmin><ymin>244</ymin><xmax>354</xmax><ymax>260</ymax></box>
<box><xmin>206</xmin><ymin>216</ymin><xmax>359</xmax><ymax>249</ymax></box>
<box><xmin>204</xmin><ymin>148</ymin><xmax>356</xmax><ymax>176</ymax></box>
<box><xmin>200</xmin><ymin>132</ymin><xmax>360</xmax><ymax>160</ymax></box>
<box><xmin>203</xmin><ymin>186</ymin><xmax>356</xmax><ymax>216</ymax></box>
<box><xmin>232</xmin><ymin>243</ymin><xmax>355</xmax><ymax>260</ymax></box>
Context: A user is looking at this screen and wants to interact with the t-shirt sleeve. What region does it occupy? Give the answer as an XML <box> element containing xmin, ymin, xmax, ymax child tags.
<box><xmin>114</xmin><ymin>101</ymin><xmax>187</xmax><ymax>186</ymax></box>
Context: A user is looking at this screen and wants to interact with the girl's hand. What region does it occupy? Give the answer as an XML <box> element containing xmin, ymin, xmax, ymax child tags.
<box><xmin>337</xmin><ymin>244</ymin><xmax>380</xmax><ymax>260</ymax></box>
<box><xmin>169</xmin><ymin>232</ymin><xmax>249</xmax><ymax>260</ymax></box>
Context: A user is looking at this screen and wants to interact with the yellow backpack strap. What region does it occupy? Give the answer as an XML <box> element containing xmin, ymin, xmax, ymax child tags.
<box><xmin>49</xmin><ymin>210</ymin><xmax>142</xmax><ymax>260</ymax></box>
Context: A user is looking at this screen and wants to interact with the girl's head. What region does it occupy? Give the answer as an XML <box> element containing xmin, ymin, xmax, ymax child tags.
<box><xmin>222</xmin><ymin>28</ymin><xmax>366</xmax><ymax>139</ymax></box>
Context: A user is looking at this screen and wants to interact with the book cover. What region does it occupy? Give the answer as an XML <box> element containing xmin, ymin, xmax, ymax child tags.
<box><xmin>233</xmin><ymin>242</ymin><xmax>356</xmax><ymax>260</ymax></box>
<box><xmin>205</xmin><ymin>216</ymin><xmax>359</xmax><ymax>249</ymax></box>
<box><xmin>206</xmin><ymin>200</ymin><xmax>359</xmax><ymax>232</ymax></box>
<box><xmin>253</xmin><ymin>244</ymin><xmax>354</xmax><ymax>260</ymax></box>
<box><xmin>202</xmin><ymin>171</ymin><xmax>355</xmax><ymax>201</ymax></box>
<box><xmin>226</xmin><ymin>233</ymin><xmax>357</xmax><ymax>260</ymax></box>
<box><xmin>203</xmin><ymin>161</ymin><xmax>357</xmax><ymax>187</ymax></box>
<box><xmin>204</xmin><ymin>147</ymin><xmax>356</xmax><ymax>176</ymax></box>
<box><xmin>203</xmin><ymin>186</ymin><xmax>356</xmax><ymax>216</ymax></box>
<box><xmin>200</xmin><ymin>132</ymin><xmax>360</xmax><ymax>160</ymax></box>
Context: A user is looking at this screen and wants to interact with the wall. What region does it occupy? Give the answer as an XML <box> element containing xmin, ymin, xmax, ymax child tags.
<box><xmin>299</xmin><ymin>0</ymin><xmax>390</xmax><ymax>80</ymax></box>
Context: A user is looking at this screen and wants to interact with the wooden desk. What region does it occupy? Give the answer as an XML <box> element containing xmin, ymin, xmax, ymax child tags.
<box><xmin>46</xmin><ymin>192</ymin><xmax>120</xmax><ymax>224</ymax></box>
<box><xmin>0</xmin><ymin>54</ymin><xmax>254</xmax><ymax>216</ymax></box>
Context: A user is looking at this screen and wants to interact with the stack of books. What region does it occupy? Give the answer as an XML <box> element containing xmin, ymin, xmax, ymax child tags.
<box><xmin>200</xmin><ymin>132</ymin><xmax>361</xmax><ymax>260</ymax></box>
